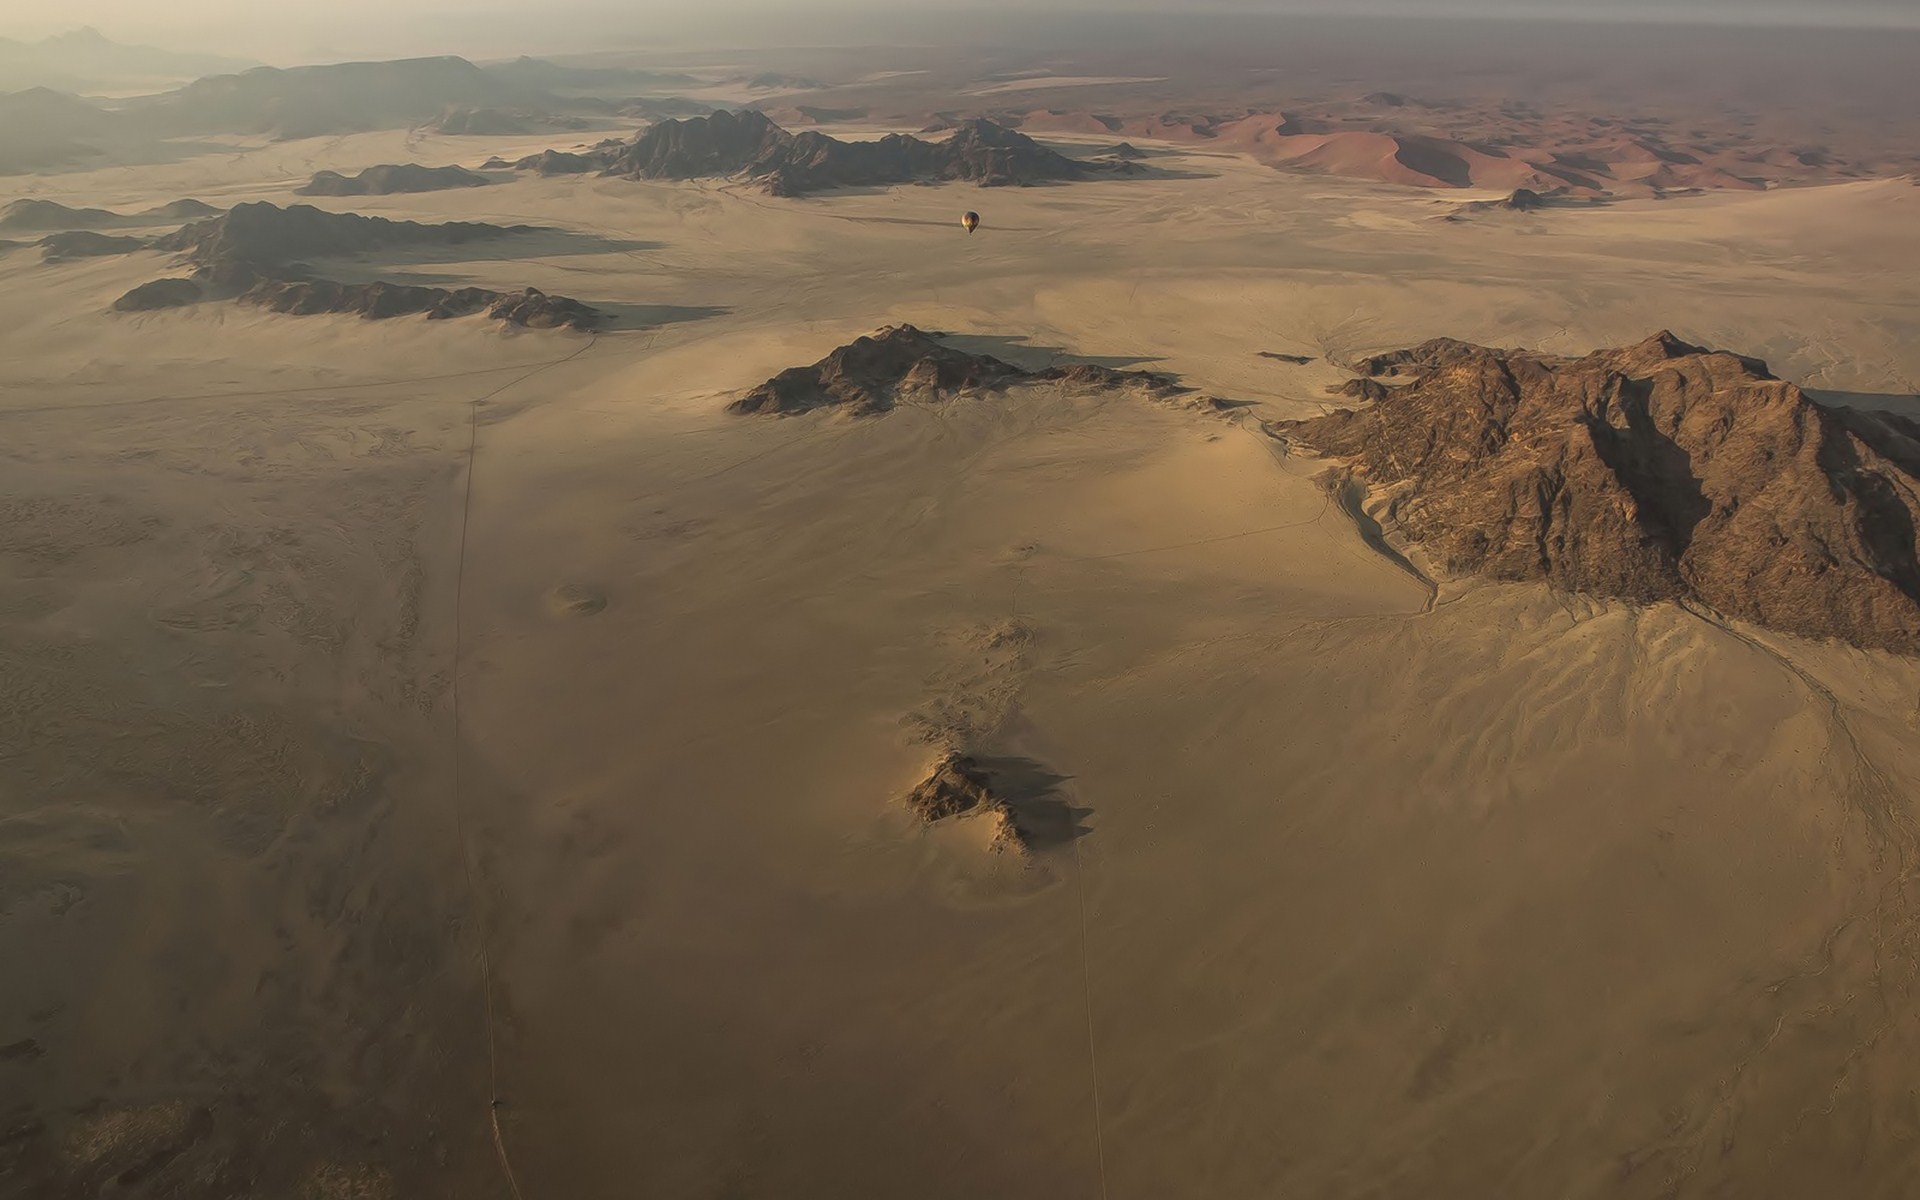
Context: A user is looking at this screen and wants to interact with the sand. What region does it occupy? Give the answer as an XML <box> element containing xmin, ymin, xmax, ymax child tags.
<box><xmin>3</xmin><ymin>118</ymin><xmax>1920</xmax><ymax>1198</ymax></box>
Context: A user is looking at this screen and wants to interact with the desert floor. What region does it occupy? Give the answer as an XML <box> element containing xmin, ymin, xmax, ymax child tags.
<box><xmin>3</xmin><ymin>129</ymin><xmax>1920</xmax><ymax>1198</ymax></box>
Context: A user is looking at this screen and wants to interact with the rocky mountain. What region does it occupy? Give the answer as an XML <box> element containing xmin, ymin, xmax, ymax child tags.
<box><xmin>153</xmin><ymin>201</ymin><xmax>520</xmax><ymax>267</ymax></box>
<box><xmin>0</xmin><ymin>27</ymin><xmax>252</xmax><ymax>93</ymax></box>
<box><xmin>731</xmin><ymin>324</ymin><xmax>1183</xmax><ymax>416</ymax></box>
<box><xmin>1281</xmin><ymin>333</ymin><xmax>1920</xmax><ymax>655</ymax></box>
<box><xmin>515</xmin><ymin>110</ymin><xmax>1094</xmax><ymax>196</ymax></box>
<box><xmin>131</xmin><ymin>56</ymin><xmax>545</xmax><ymax>140</ymax></box>
<box><xmin>296</xmin><ymin>163</ymin><xmax>492</xmax><ymax>196</ymax></box>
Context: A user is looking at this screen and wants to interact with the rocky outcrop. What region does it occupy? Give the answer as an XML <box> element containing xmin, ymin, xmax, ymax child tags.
<box><xmin>39</xmin><ymin>230</ymin><xmax>146</xmax><ymax>260</ymax></box>
<box><xmin>112</xmin><ymin>277</ymin><xmax>201</xmax><ymax>311</ymax></box>
<box><xmin>121</xmin><ymin>201</ymin><xmax>597</xmax><ymax>330</ymax></box>
<box><xmin>0</xmin><ymin>197</ymin><xmax>218</xmax><ymax>230</ymax></box>
<box><xmin>142</xmin><ymin>198</ymin><xmax>221</xmax><ymax>220</ymax></box>
<box><xmin>515</xmin><ymin>110</ymin><xmax>1093</xmax><ymax>196</ymax></box>
<box><xmin>1281</xmin><ymin>333</ymin><xmax>1920</xmax><ymax>654</ymax></box>
<box><xmin>236</xmin><ymin>277</ymin><xmax>597</xmax><ymax>329</ymax></box>
<box><xmin>905</xmin><ymin>751</ymin><xmax>1026</xmax><ymax>852</ymax></box>
<box><xmin>295</xmin><ymin>163</ymin><xmax>491</xmax><ymax>195</ymax></box>
<box><xmin>511</xmin><ymin>148</ymin><xmax>602</xmax><ymax>175</ymax></box>
<box><xmin>152</xmin><ymin>200</ymin><xmax>520</xmax><ymax>267</ymax></box>
<box><xmin>0</xmin><ymin>198</ymin><xmax>117</xmax><ymax>231</ymax></box>
<box><xmin>599</xmin><ymin>107</ymin><xmax>793</xmax><ymax>179</ymax></box>
<box><xmin>730</xmin><ymin>324</ymin><xmax>1184</xmax><ymax>416</ymax></box>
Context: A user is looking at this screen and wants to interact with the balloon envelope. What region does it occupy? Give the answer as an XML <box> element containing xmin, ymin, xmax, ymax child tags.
<box><xmin>961</xmin><ymin>211</ymin><xmax>980</xmax><ymax>233</ymax></box>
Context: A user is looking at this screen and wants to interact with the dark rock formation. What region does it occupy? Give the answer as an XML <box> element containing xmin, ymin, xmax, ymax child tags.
<box><xmin>599</xmin><ymin>107</ymin><xmax>794</xmax><ymax>180</ymax></box>
<box><xmin>112</xmin><ymin>277</ymin><xmax>201</xmax><ymax>311</ymax></box>
<box><xmin>132</xmin><ymin>55</ymin><xmax>541</xmax><ymax>139</ymax></box>
<box><xmin>235</xmin><ymin>277</ymin><xmax>597</xmax><ymax>329</ymax></box>
<box><xmin>39</xmin><ymin>230</ymin><xmax>146</xmax><ymax>260</ymax></box>
<box><xmin>905</xmin><ymin>751</ymin><xmax>1027</xmax><ymax>852</ymax></box>
<box><xmin>730</xmin><ymin>324</ymin><xmax>1184</xmax><ymax>417</ymax></box>
<box><xmin>1108</xmin><ymin>142</ymin><xmax>1146</xmax><ymax>159</ymax></box>
<box><xmin>296</xmin><ymin>163</ymin><xmax>491</xmax><ymax>195</ymax></box>
<box><xmin>1260</xmin><ymin>351</ymin><xmax>1315</xmax><ymax>364</ymax></box>
<box><xmin>124</xmin><ymin>201</ymin><xmax>596</xmax><ymax>330</ymax></box>
<box><xmin>0</xmin><ymin>198</ymin><xmax>117</xmax><ymax>231</ymax></box>
<box><xmin>732</xmin><ymin>324</ymin><xmax>1025</xmax><ymax>416</ymax></box>
<box><xmin>1327</xmin><ymin>377</ymin><xmax>1391</xmax><ymax>402</ymax></box>
<box><xmin>141</xmin><ymin>198</ymin><xmax>221</xmax><ymax>220</ymax></box>
<box><xmin>153</xmin><ymin>201</ymin><xmax>520</xmax><ymax>267</ymax></box>
<box><xmin>515</xmin><ymin>110</ymin><xmax>1092</xmax><ymax>196</ymax></box>
<box><xmin>1282</xmin><ymin>332</ymin><xmax>1920</xmax><ymax>654</ymax></box>
<box><xmin>1505</xmin><ymin>186</ymin><xmax>1546</xmax><ymax>211</ymax></box>
<box><xmin>906</xmin><ymin>751</ymin><xmax>997</xmax><ymax>822</ymax></box>
<box><xmin>511</xmin><ymin>148</ymin><xmax>601</xmax><ymax>175</ymax></box>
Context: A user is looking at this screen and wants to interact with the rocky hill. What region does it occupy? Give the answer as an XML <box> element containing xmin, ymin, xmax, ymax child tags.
<box><xmin>1281</xmin><ymin>333</ymin><xmax>1920</xmax><ymax>654</ymax></box>
<box><xmin>731</xmin><ymin>324</ymin><xmax>1182</xmax><ymax>416</ymax></box>
<box><xmin>237</xmin><ymin>279</ymin><xmax>597</xmax><ymax>328</ymax></box>
<box><xmin>1</xmin><ymin>196</ymin><xmax>222</xmax><ymax>230</ymax></box>
<box><xmin>296</xmin><ymin>163</ymin><xmax>492</xmax><ymax>196</ymax></box>
<box><xmin>39</xmin><ymin>230</ymin><xmax>147</xmax><ymax>261</ymax></box>
<box><xmin>0</xmin><ymin>197</ymin><xmax>118</xmax><ymax>230</ymax></box>
<box><xmin>515</xmin><ymin>110</ymin><xmax>1094</xmax><ymax>196</ymax></box>
<box><xmin>112</xmin><ymin>272</ymin><xmax>597</xmax><ymax>329</ymax></box>
<box><xmin>153</xmin><ymin>201</ymin><xmax>520</xmax><ymax>267</ymax></box>
<box><xmin>0</xmin><ymin>86</ymin><xmax>111</xmax><ymax>172</ymax></box>
<box><xmin>130</xmin><ymin>56</ymin><xmax>545</xmax><ymax>139</ymax></box>
<box><xmin>118</xmin><ymin>201</ymin><xmax>596</xmax><ymax>330</ymax></box>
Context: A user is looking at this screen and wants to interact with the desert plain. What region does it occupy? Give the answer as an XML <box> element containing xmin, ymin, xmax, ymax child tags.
<box><xmin>3</xmin><ymin>19</ymin><xmax>1920</xmax><ymax>1199</ymax></box>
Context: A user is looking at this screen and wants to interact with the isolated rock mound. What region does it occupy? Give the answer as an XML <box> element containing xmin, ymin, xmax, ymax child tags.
<box><xmin>517</xmin><ymin>110</ymin><xmax>1093</xmax><ymax>196</ymax></box>
<box><xmin>905</xmin><ymin>751</ymin><xmax>1026</xmax><ymax>852</ymax></box>
<box><xmin>731</xmin><ymin>325</ymin><xmax>1184</xmax><ymax>416</ymax></box>
<box><xmin>0</xmin><ymin>198</ymin><xmax>117</xmax><ymax>231</ymax></box>
<box><xmin>237</xmin><ymin>278</ymin><xmax>598</xmax><ymax>329</ymax></box>
<box><xmin>1282</xmin><ymin>332</ymin><xmax>1920</xmax><ymax>654</ymax></box>
<box><xmin>39</xmin><ymin>230</ymin><xmax>146</xmax><ymax>260</ymax></box>
<box><xmin>153</xmin><ymin>200</ymin><xmax>519</xmax><ymax>266</ymax></box>
<box><xmin>113</xmin><ymin>278</ymin><xmax>202</xmax><ymax>311</ymax></box>
<box><xmin>296</xmin><ymin>163</ymin><xmax>491</xmax><ymax>195</ymax></box>
<box><xmin>142</xmin><ymin>198</ymin><xmax>221</xmax><ymax>220</ymax></box>
<box><xmin>123</xmin><ymin>201</ymin><xmax>597</xmax><ymax>330</ymax></box>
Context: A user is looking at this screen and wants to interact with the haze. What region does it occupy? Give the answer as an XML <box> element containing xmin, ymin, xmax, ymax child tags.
<box><xmin>4</xmin><ymin>3</ymin><xmax>1919</xmax><ymax>1199</ymax></box>
<box><xmin>4</xmin><ymin>0</ymin><xmax>1919</xmax><ymax>62</ymax></box>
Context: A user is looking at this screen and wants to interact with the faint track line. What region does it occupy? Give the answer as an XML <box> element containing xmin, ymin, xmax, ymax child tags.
<box><xmin>448</xmin><ymin>333</ymin><xmax>599</xmax><ymax>1200</ymax></box>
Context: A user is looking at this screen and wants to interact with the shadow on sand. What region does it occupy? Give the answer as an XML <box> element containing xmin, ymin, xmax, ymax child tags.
<box><xmin>970</xmin><ymin>755</ymin><xmax>1091</xmax><ymax>850</ymax></box>
<box><xmin>933</xmin><ymin>331</ymin><xmax>1164</xmax><ymax>372</ymax></box>
<box><xmin>590</xmin><ymin>302</ymin><xmax>732</xmax><ymax>331</ymax></box>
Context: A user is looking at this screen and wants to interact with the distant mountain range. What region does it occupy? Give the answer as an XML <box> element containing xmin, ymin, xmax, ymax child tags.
<box><xmin>0</xmin><ymin>27</ymin><xmax>254</xmax><ymax>93</ymax></box>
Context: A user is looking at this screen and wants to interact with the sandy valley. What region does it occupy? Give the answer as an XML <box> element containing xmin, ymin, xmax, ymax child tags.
<box><xmin>4</xmin><ymin>22</ymin><xmax>1920</xmax><ymax>1199</ymax></box>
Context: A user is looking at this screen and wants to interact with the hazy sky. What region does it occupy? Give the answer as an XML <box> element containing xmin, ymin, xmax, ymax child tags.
<box><xmin>4</xmin><ymin>0</ymin><xmax>1916</xmax><ymax>63</ymax></box>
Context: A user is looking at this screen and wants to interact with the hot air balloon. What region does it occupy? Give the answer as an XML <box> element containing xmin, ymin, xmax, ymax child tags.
<box><xmin>961</xmin><ymin>211</ymin><xmax>980</xmax><ymax>235</ymax></box>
